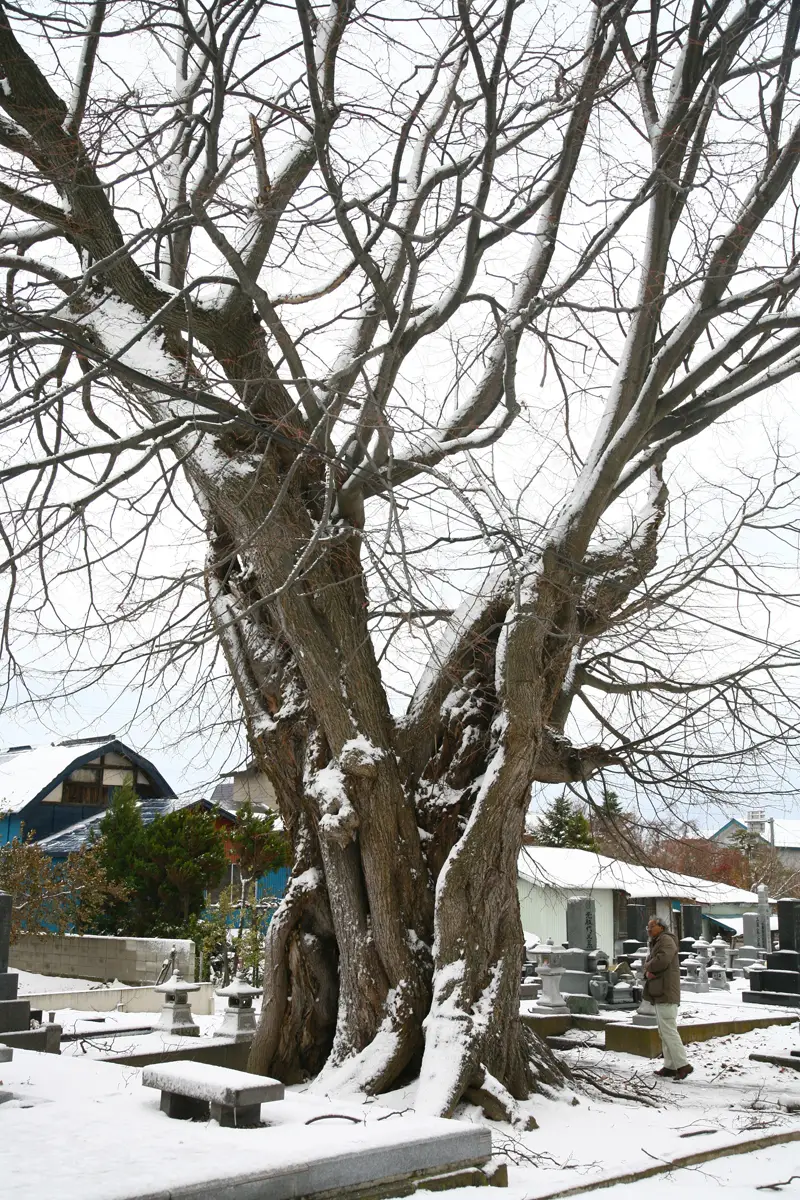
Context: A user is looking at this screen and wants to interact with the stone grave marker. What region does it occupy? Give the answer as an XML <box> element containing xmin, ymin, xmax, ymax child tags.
<box><xmin>0</xmin><ymin>892</ymin><xmax>19</xmax><ymax>1004</ymax></box>
<box><xmin>681</xmin><ymin>903</ymin><xmax>702</xmax><ymax>942</ymax></box>
<box><xmin>566</xmin><ymin>896</ymin><xmax>597</xmax><ymax>952</ymax></box>
<box><xmin>735</xmin><ymin>914</ymin><xmax>763</xmax><ymax>971</ymax></box>
<box><xmin>757</xmin><ymin>884</ymin><xmax>771</xmax><ymax>951</ymax></box>
<box><xmin>626</xmin><ymin>904</ymin><xmax>647</xmax><ymax>945</ymax></box>
<box><xmin>0</xmin><ymin>892</ymin><xmax>10</xmax><ymax>974</ymax></box>
<box><xmin>778</xmin><ymin>899</ymin><xmax>800</xmax><ymax>954</ymax></box>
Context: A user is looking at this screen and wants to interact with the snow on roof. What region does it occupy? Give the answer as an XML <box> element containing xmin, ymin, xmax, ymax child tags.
<box><xmin>37</xmin><ymin>794</ymin><xmax>236</xmax><ymax>855</ymax></box>
<box><xmin>0</xmin><ymin>739</ymin><xmax>175</xmax><ymax>816</ymax></box>
<box><xmin>769</xmin><ymin>819</ymin><xmax>800</xmax><ymax>848</ymax></box>
<box><xmin>518</xmin><ymin>845</ymin><xmax>758</xmax><ymax>905</ymax></box>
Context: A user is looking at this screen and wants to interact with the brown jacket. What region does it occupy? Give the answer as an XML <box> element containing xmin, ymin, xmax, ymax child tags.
<box><xmin>643</xmin><ymin>929</ymin><xmax>681</xmax><ymax>1005</ymax></box>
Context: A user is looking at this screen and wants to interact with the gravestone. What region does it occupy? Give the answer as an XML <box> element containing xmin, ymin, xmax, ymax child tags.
<box><xmin>0</xmin><ymin>892</ymin><xmax>10</xmax><ymax>974</ymax></box>
<box><xmin>757</xmin><ymin>884</ymin><xmax>771</xmax><ymax>952</ymax></box>
<box><xmin>566</xmin><ymin>897</ymin><xmax>597</xmax><ymax>952</ymax></box>
<box><xmin>0</xmin><ymin>892</ymin><xmax>18</xmax><ymax>1003</ymax></box>
<box><xmin>743</xmin><ymin>912</ymin><xmax>760</xmax><ymax>948</ymax></box>
<box><xmin>681</xmin><ymin>903</ymin><xmax>702</xmax><ymax>942</ymax></box>
<box><xmin>777</xmin><ymin>899</ymin><xmax>800</xmax><ymax>954</ymax></box>
<box><xmin>551</xmin><ymin>947</ymin><xmax>591</xmax><ymax>994</ymax></box>
<box><xmin>627</xmin><ymin>905</ymin><xmax>647</xmax><ymax>945</ymax></box>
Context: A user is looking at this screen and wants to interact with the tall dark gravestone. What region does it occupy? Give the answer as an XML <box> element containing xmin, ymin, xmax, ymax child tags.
<box><xmin>0</xmin><ymin>891</ymin><xmax>20</xmax><ymax>1002</ymax></box>
<box><xmin>626</xmin><ymin>904</ymin><xmax>647</xmax><ymax>945</ymax></box>
<box><xmin>0</xmin><ymin>892</ymin><xmax>11</xmax><ymax>974</ymax></box>
<box><xmin>681</xmin><ymin>903</ymin><xmax>703</xmax><ymax>942</ymax></box>
<box><xmin>777</xmin><ymin>899</ymin><xmax>800</xmax><ymax>953</ymax></box>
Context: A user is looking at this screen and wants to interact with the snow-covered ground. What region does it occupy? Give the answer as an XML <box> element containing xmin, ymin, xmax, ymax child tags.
<box><xmin>7</xmin><ymin>988</ymin><xmax>799</xmax><ymax>1198</ymax></box>
<box><xmin>16</xmin><ymin>969</ymin><xmax>121</xmax><ymax>994</ymax></box>
<box><xmin>395</xmin><ymin>1016</ymin><xmax>800</xmax><ymax>1198</ymax></box>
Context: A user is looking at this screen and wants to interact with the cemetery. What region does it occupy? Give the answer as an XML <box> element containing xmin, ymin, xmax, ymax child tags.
<box><xmin>6</xmin><ymin>5</ymin><xmax>800</xmax><ymax>1198</ymax></box>
<box><xmin>4</xmin><ymin>879</ymin><xmax>800</xmax><ymax>1198</ymax></box>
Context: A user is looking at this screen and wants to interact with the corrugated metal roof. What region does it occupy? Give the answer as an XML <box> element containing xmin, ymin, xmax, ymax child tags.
<box><xmin>37</xmin><ymin>794</ymin><xmax>235</xmax><ymax>855</ymax></box>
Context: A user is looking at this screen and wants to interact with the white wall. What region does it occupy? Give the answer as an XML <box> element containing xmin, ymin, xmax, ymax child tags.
<box><xmin>517</xmin><ymin>878</ymin><xmax>616</xmax><ymax>955</ymax></box>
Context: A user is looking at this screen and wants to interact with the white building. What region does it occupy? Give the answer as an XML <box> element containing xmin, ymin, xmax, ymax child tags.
<box><xmin>517</xmin><ymin>846</ymin><xmax>760</xmax><ymax>954</ymax></box>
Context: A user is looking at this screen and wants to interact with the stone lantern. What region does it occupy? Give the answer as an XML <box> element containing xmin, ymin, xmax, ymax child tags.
<box><xmin>532</xmin><ymin>940</ymin><xmax>569</xmax><ymax>1014</ymax></box>
<box><xmin>214</xmin><ymin>974</ymin><xmax>263</xmax><ymax>1042</ymax></box>
<box><xmin>154</xmin><ymin>970</ymin><xmax>200</xmax><ymax>1036</ymax></box>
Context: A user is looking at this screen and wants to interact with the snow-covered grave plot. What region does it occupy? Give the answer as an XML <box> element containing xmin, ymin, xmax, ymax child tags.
<box><xmin>368</xmin><ymin>1018</ymin><xmax>800</xmax><ymax>1199</ymax></box>
<box><xmin>0</xmin><ymin>1049</ymin><xmax>493</xmax><ymax>1200</ymax></box>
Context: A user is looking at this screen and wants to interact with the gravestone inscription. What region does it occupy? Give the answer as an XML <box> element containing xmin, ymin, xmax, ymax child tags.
<box><xmin>566</xmin><ymin>897</ymin><xmax>597</xmax><ymax>952</ymax></box>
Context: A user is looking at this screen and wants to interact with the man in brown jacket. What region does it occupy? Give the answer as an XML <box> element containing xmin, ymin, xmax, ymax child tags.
<box><xmin>644</xmin><ymin>916</ymin><xmax>692</xmax><ymax>1080</ymax></box>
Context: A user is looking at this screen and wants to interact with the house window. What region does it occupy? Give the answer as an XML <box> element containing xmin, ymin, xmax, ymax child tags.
<box><xmin>62</xmin><ymin>761</ymin><xmax>105</xmax><ymax>806</ymax></box>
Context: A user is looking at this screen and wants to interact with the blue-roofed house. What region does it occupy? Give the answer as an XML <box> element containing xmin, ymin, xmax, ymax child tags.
<box><xmin>0</xmin><ymin>736</ymin><xmax>176</xmax><ymax>845</ymax></box>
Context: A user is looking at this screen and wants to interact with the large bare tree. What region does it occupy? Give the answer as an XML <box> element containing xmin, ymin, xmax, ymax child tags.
<box><xmin>4</xmin><ymin>0</ymin><xmax>800</xmax><ymax>1116</ymax></box>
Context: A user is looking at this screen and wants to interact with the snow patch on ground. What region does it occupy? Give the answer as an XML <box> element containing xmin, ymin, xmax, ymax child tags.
<box><xmin>16</xmin><ymin>970</ymin><xmax>113</xmax><ymax>995</ymax></box>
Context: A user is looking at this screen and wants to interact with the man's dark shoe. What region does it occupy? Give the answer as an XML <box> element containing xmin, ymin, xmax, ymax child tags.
<box><xmin>673</xmin><ymin>1065</ymin><xmax>694</xmax><ymax>1081</ymax></box>
<box><xmin>653</xmin><ymin>1067</ymin><xmax>676</xmax><ymax>1077</ymax></box>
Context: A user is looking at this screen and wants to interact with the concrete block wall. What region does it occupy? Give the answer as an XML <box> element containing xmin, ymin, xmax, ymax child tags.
<box><xmin>23</xmin><ymin>981</ymin><xmax>215</xmax><ymax>1016</ymax></box>
<box><xmin>9</xmin><ymin>934</ymin><xmax>195</xmax><ymax>985</ymax></box>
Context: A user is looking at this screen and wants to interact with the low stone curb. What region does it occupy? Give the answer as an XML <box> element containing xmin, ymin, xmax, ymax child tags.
<box><xmin>749</xmin><ymin>1052</ymin><xmax>800</xmax><ymax>1071</ymax></box>
<box><xmin>529</xmin><ymin>1128</ymin><xmax>800</xmax><ymax>1199</ymax></box>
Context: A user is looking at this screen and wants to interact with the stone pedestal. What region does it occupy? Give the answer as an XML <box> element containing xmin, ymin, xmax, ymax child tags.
<box><xmin>154</xmin><ymin>971</ymin><xmax>200</xmax><ymax>1036</ymax></box>
<box><xmin>0</xmin><ymin>971</ymin><xmax>19</xmax><ymax>1002</ymax></box>
<box><xmin>611</xmin><ymin>980</ymin><xmax>634</xmax><ymax>1006</ymax></box>
<box><xmin>552</xmin><ymin>948</ymin><xmax>591</xmax><ymax>995</ymax></box>
<box><xmin>632</xmin><ymin>998</ymin><xmax>658</xmax><ymax>1027</ymax></box>
<box><xmin>536</xmin><ymin>963</ymin><xmax>569</xmax><ymax>1013</ymax></box>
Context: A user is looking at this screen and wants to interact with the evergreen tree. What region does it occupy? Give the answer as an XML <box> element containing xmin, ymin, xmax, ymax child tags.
<box><xmin>91</xmin><ymin>779</ymin><xmax>147</xmax><ymax>933</ymax></box>
<box><xmin>533</xmin><ymin>793</ymin><xmax>597</xmax><ymax>850</ymax></box>
<box><xmin>600</xmin><ymin>789</ymin><xmax>623</xmax><ymax>816</ymax></box>
<box><xmin>230</xmin><ymin>801</ymin><xmax>289</xmax><ymax>907</ymax></box>
<box><xmin>139</xmin><ymin>807</ymin><xmax>227</xmax><ymax>928</ymax></box>
<box><xmin>228</xmin><ymin>800</ymin><xmax>289</xmax><ymax>976</ymax></box>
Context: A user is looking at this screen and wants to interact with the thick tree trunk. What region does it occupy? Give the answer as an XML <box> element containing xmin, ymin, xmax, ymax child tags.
<box><xmin>190</xmin><ymin>356</ymin><xmax>632</xmax><ymax>1113</ymax></box>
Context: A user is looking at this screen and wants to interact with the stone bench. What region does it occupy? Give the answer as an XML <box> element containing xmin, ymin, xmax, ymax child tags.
<box><xmin>142</xmin><ymin>1059</ymin><xmax>284</xmax><ymax>1127</ymax></box>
